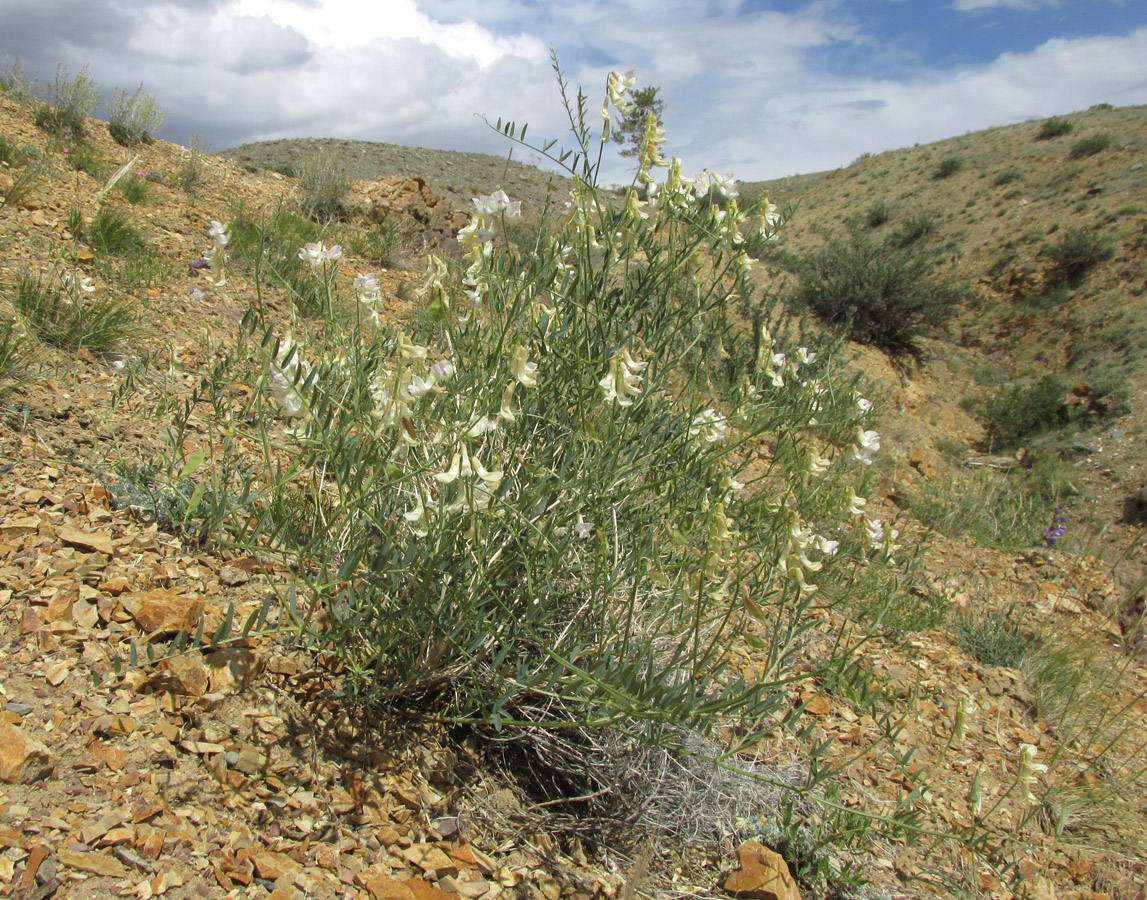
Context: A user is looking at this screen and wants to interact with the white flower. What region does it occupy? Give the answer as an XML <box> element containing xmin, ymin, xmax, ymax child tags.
<box><xmin>1018</xmin><ymin>743</ymin><xmax>1049</xmax><ymax>802</ymax></box>
<box><xmin>600</xmin><ymin>68</ymin><xmax>636</xmax><ymax>140</ymax></box>
<box><xmin>466</xmin><ymin>415</ymin><xmax>499</xmax><ymax>438</ymax></box>
<box><xmin>600</xmin><ymin>347</ymin><xmax>646</xmax><ymax>407</ymax></box>
<box><xmin>866</xmin><ymin>519</ymin><xmax>899</xmax><ymax>552</ymax></box>
<box><xmin>765</xmin><ymin>351</ymin><xmax>786</xmax><ymax>388</ymax></box>
<box><xmin>850</xmin><ymin>429</ymin><xmax>881</xmax><ymax>465</ymax></box>
<box><xmin>797</xmin><ymin>347</ymin><xmax>816</xmax><ymax>365</ymax></box>
<box><xmin>809</xmin><ymin>450</ymin><xmax>831</xmax><ymax>477</ymax></box>
<box><xmin>429</xmin><ymin>359</ymin><xmax>455</xmax><ymax>383</ymax></box>
<box><xmin>401</xmin><ymin>372</ymin><xmax>436</xmax><ymax>400</ymax></box>
<box><xmin>397</xmin><ymin>332</ymin><xmax>428</xmax><ymax>360</ymax></box>
<box><xmin>573</xmin><ymin>515</ymin><xmax>595</xmax><ymax>540</ymax></box>
<box><xmin>511</xmin><ymin>346</ymin><xmax>538</xmax><ymax>388</ymax></box>
<box><xmin>848</xmin><ymin>490</ymin><xmax>867</xmax><ymax>516</ymax></box>
<box><xmin>472</xmin><ymin>190</ymin><xmax>521</xmax><ymax>218</ymax></box>
<box><xmin>498</xmin><ymin>381</ymin><xmax>518</xmax><ymax>423</ymax></box>
<box><xmin>857</xmin><ymin>396</ymin><xmax>873</xmax><ymax>415</ymax></box>
<box><xmin>299</xmin><ymin>241</ymin><xmax>342</xmax><ymax>270</ymax></box>
<box><xmin>816</xmin><ymin>536</ymin><xmax>840</xmax><ymax>557</ymax></box>
<box><xmin>209</xmin><ymin>220</ymin><xmax>229</xmax><ymax>248</ymax></box>
<box><xmin>690</xmin><ymin>408</ymin><xmax>727</xmax><ymax>443</ymax></box>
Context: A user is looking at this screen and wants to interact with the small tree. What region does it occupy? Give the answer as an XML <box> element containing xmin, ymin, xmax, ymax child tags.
<box><xmin>611</xmin><ymin>85</ymin><xmax>666</xmax><ymax>158</ymax></box>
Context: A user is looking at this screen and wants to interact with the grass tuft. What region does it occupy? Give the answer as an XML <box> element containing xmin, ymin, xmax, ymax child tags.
<box><xmin>12</xmin><ymin>270</ymin><xmax>138</xmax><ymax>356</ymax></box>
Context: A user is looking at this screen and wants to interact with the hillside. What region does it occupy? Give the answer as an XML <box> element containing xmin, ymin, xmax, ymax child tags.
<box><xmin>1</xmin><ymin>83</ymin><xmax>1146</xmax><ymax>900</ymax></box>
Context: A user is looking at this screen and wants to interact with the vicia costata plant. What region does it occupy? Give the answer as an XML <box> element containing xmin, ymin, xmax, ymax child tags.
<box><xmin>184</xmin><ymin>59</ymin><xmax>908</xmax><ymax>763</ymax></box>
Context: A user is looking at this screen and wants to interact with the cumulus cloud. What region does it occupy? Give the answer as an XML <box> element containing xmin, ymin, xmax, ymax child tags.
<box><xmin>0</xmin><ymin>1</ymin><xmax>1144</xmax><ymax>183</ymax></box>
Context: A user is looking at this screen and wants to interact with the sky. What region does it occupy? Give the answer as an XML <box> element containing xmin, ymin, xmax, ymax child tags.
<box><xmin>1</xmin><ymin>0</ymin><xmax>1145</xmax><ymax>184</ymax></box>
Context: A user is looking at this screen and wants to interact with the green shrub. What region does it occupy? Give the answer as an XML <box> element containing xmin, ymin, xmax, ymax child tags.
<box><xmin>952</xmin><ymin>602</ymin><xmax>1030</xmax><ymax>668</ymax></box>
<box><xmin>977</xmin><ymin>375</ymin><xmax>1066</xmax><ymax>450</ymax></box>
<box><xmin>297</xmin><ymin>147</ymin><xmax>349</xmax><ymax>221</ymax></box>
<box><xmin>12</xmin><ymin>270</ymin><xmax>138</xmax><ymax>355</ymax></box>
<box><xmin>88</xmin><ymin>205</ymin><xmax>145</xmax><ymax>256</ymax></box>
<box><xmin>107</xmin><ymin>83</ymin><xmax>165</xmax><ymax>146</ymax></box>
<box><xmin>891</xmin><ymin>210</ymin><xmax>937</xmax><ymax>247</ymax></box>
<box><xmin>934</xmin><ymin>157</ymin><xmax>964</xmax><ymax>179</ymax></box>
<box><xmin>34</xmin><ymin>64</ymin><xmax>99</xmax><ymax>139</ymax></box>
<box><xmin>993</xmin><ymin>166</ymin><xmax>1024</xmax><ymax>186</ymax></box>
<box><xmin>864</xmin><ymin>202</ymin><xmax>891</xmax><ymax>228</ymax></box>
<box><xmin>1037</xmin><ymin>117</ymin><xmax>1074</xmax><ymax>140</ymax></box>
<box><xmin>1069</xmin><ymin>133</ymin><xmax>1113</xmax><ymax>159</ymax></box>
<box><xmin>150</xmin><ymin>69</ymin><xmax>916</xmax><ymax>811</ymax></box>
<box><xmin>1045</xmin><ymin>226</ymin><xmax>1115</xmax><ymax>285</ymax></box>
<box><xmin>791</xmin><ymin>221</ymin><xmax>962</xmax><ymax>360</ymax></box>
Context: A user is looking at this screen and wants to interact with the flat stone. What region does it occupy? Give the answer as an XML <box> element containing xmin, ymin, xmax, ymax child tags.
<box><xmin>404</xmin><ymin>876</ymin><xmax>456</xmax><ymax>900</ymax></box>
<box><xmin>251</xmin><ymin>851</ymin><xmax>303</xmax><ymax>881</ymax></box>
<box><xmin>365</xmin><ymin>876</ymin><xmax>417</xmax><ymax>900</ymax></box>
<box><xmin>120</xmin><ymin>589</ymin><xmax>204</xmax><ymax>635</ymax></box>
<box><xmin>57</xmin><ymin>525</ymin><xmax>114</xmax><ymax>555</ymax></box>
<box><xmin>0</xmin><ymin>720</ymin><xmax>56</xmax><ymax>784</ymax></box>
<box><xmin>56</xmin><ymin>847</ymin><xmax>127</xmax><ymax>878</ymax></box>
<box><xmin>206</xmin><ymin>647</ymin><xmax>263</xmax><ymax>693</ymax></box>
<box><xmin>151</xmin><ymin>653</ymin><xmax>210</xmax><ymax>696</ymax></box>
<box><xmin>724</xmin><ymin>840</ymin><xmax>800</xmax><ymax>900</ymax></box>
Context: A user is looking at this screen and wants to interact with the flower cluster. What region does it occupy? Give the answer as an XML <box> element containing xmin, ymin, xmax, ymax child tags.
<box><xmin>850</xmin><ymin>429</ymin><xmax>881</xmax><ymax>466</ymax></box>
<box><xmin>355</xmin><ymin>272</ymin><xmax>383</xmax><ymax>325</ymax></box>
<box><xmin>204</xmin><ymin>220</ymin><xmax>229</xmax><ymax>286</ymax></box>
<box><xmin>268</xmin><ymin>333</ymin><xmax>312</xmax><ymax>424</ymax></box>
<box><xmin>299</xmin><ymin>241</ymin><xmax>342</xmax><ymax>270</ymax></box>
<box><xmin>600</xmin><ymin>68</ymin><xmax>635</xmax><ymax>142</ymax></box>
<box><xmin>455</xmin><ymin>191</ymin><xmax>522</xmax><ymax>316</ymax></box>
<box><xmin>778</xmin><ymin>519</ymin><xmax>840</xmax><ymax>593</ymax></box>
<box><xmin>1017</xmin><ymin>742</ymin><xmax>1049</xmax><ymax>802</ymax></box>
<box><xmin>600</xmin><ymin>347</ymin><xmax>646</xmax><ymax>407</ymax></box>
<box><xmin>1042</xmin><ymin>505</ymin><xmax>1067</xmax><ymax>548</ymax></box>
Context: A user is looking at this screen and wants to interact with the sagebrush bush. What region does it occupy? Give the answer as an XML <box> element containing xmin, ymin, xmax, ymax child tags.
<box><xmin>977</xmin><ymin>375</ymin><xmax>1066</xmax><ymax>450</ymax></box>
<box><xmin>107</xmin><ymin>83</ymin><xmax>165</xmax><ymax>146</ymax></box>
<box><xmin>994</xmin><ymin>166</ymin><xmax>1024</xmax><ymax>187</ymax></box>
<box><xmin>934</xmin><ymin>156</ymin><xmax>964</xmax><ymax>179</ymax></box>
<box><xmin>1045</xmin><ymin>226</ymin><xmax>1115</xmax><ymax>285</ymax></box>
<box><xmin>1069</xmin><ymin>133</ymin><xmax>1113</xmax><ymax>159</ymax></box>
<box><xmin>864</xmin><ymin>202</ymin><xmax>891</xmax><ymax>228</ymax></box>
<box><xmin>791</xmin><ymin>222</ymin><xmax>961</xmax><ymax>361</ymax></box>
<box><xmin>34</xmin><ymin>64</ymin><xmax>99</xmax><ymax>139</ymax></box>
<box><xmin>297</xmin><ymin>147</ymin><xmax>349</xmax><ymax>221</ymax></box>
<box><xmin>0</xmin><ymin>56</ymin><xmax>32</xmax><ymax>102</ymax></box>
<box><xmin>1037</xmin><ymin>117</ymin><xmax>1074</xmax><ymax>140</ymax></box>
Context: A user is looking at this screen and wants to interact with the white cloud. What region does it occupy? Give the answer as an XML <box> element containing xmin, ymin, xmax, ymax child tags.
<box><xmin>0</xmin><ymin>1</ymin><xmax>1144</xmax><ymax>184</ymax></box>
<box><xmin>951</xmin><ymin>0</ymin><xmax>1061</xmax><ymax>11</ymax></box>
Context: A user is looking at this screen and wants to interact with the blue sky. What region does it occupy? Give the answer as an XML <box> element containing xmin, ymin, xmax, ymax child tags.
<box><xmin>1</xmin><ymin>0</ymin><xmax>1144</xmax><ymax>184</ymax></box>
